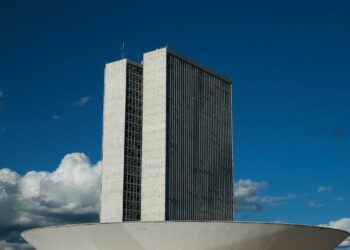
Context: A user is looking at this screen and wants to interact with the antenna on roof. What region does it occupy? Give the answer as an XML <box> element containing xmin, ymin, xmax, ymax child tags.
<box><xmin>121</xmin><ymin>42</ymin><xmax>125</xmax><ymax>59</ymax></box>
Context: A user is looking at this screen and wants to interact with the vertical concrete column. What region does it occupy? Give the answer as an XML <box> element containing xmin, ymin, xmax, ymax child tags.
<box><xmin>100</xmin><ymin>59</ymin><xmax>127</xmax><ymax>223</ymax></box>
<box><xmin>141</xmin><ymin>49</ymin><xmax>167</xmax><ymax>221</ymax></box>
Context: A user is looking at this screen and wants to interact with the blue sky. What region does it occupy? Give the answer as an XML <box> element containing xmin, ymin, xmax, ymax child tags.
<box><xmin>0</xmin><ymin>0</ymin><xmax>349</xmax><ymax>245</ymax></box>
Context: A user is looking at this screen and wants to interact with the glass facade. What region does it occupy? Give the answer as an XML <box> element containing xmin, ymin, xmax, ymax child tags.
<box><xmin>123</xmin><ymin>62</ymin><xmax>143</xmax><ymax>221</ymax></box>
<box><xmin>166</xmin><ymin>52</ymin><xmax>233</xmax><ymax>221</ymax></box>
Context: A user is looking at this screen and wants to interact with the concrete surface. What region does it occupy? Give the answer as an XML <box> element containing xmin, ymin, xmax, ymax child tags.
<box><xmin>141</xmin><ymin>49</ymin><xmax>167</xmax><ymax>221</ymax></box>
<box><xmin>100</xmin><ymin>59</ymin><xmax>127</xmax><ymax>223</ymax></box>
<box><xmin>22</xmin><ymin>221</ymin><xmax>349</xmax><ymax>250</ymax></box>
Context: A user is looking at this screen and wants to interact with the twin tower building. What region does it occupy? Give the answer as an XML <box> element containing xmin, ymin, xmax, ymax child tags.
<box><xmin>100</xmin><ymin>48</ymin><xmax>234</xmax><ymax>223</ymax></box>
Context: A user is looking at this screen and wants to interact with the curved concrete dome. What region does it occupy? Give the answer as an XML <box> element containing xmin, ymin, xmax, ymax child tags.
<box><xmin>22</xmin><ymin>221</ymin><xmax>349</xmax><ymax>250</ymax></box>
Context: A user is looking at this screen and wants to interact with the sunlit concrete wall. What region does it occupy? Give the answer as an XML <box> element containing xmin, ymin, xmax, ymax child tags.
<box><xmin>100</xmin><ymin>59</ymin><xmax>127</xmax><ymax>223</ymax></box>
<box><xmin>141</xmin><ymin>48</ymin><xmax>167</xmax><ymax>221</ymax></box>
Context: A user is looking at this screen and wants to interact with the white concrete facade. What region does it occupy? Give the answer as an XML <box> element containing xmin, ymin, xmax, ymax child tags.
<box><xmin>141</xmin><ymin>48</ymin><xmax>167</xmax><ymax>221</ymax></box>
<box><xmin>100</xmin><ymin>59</ymin><xmax>127</xmax><ymax>223</ymax></box>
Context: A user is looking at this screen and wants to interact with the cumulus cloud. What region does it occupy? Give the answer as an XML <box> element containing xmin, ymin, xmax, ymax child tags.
<box><xmin>234</xmin><ymin>179</ymin><xmax>267</xmax><ymax>212</ymax></box>
<box><xmin>234</xmin><ymin>179</ymin><xmax>305</xmax><ymax>213</ymax></box>
<box><xmin>0</xmin><ymin>232</ymin><xmax>32</xmax><ymax>250</ymax></box>
<box><xmin>73</xmin><ymin>96</ymin><xmax>92</xmax><ymax>106</ymax></box>
<box><xmin>0</xmin><ymin>153</ymin><xmax>101</xmax><ymax>249</ymax></box>
<box><xmin>317</xmin><ymin>186</ymin><xmax>332</xmax><ymax>193</ymax></box>
<box><xmin>320</xmin><ymin>218</ymin><xmax>350</xmax><ymax>249</ymax></box>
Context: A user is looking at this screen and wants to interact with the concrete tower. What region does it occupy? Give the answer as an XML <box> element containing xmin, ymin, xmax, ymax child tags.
<box><xmin>141</xmin><ymin>48</ymin><xmax>233</xmax><ymax>221</ymax></box>
<box><xmin>100</xmin><ymin>59</ymin><xmax>143</xmax><ymax>222</ymax></box>
<box><xmin>100</xmin><ymin>48</ymin><xmax>233</xmax><ymax>223</ymax></box>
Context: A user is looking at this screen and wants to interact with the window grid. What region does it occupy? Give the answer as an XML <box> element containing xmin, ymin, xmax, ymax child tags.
<box><xmin>123</xmin><ymin>63</ymin><xmax>143</xmax><ymax>221</ymax></box>
<box><xmin>166</xmin><ymin>53</ymin><xmax>233</xmax><ymax>221</ymax></box>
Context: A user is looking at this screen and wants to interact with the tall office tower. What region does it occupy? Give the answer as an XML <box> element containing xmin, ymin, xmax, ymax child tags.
<box><xmin>142</xmin><ymin>48</ymin><xmax>233</xmax><ymax>222</ymax></box>
<box><xmin>100</xmin><ymin>59</ymin><xmax>143</xmax><ymax>222</ymax></box>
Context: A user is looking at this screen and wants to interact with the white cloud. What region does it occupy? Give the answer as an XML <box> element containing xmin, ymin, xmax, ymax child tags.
<box><xmin>308</xmin><ymin>201</ymin><xmax>325</xmax><ymax>208</ymax></box>
<box><xmin>261</xmin><ymin>193</ymin><xmax>297</xmax><ymax>207</ymax></box>
<box><xmin>0</xmin><ymin>153</ymin><xmax>101</xmax><ymax>249</ymax></box>
<box><xmin>317</xmin><ymin>186</ymin><xmax>332</xmax><ymax>193</ymax></box>
<box><xmin>336</xmin><ymin>197</ymin><xmax>344</xmax><ymax>202</ymax></box>
<box><xmin>234</xmin><ymin>180</ymin><xmax>305</xmax><ymax>213</ymax></box>
<box><xmin>73</xmin><ymin>96</ymin><xmax>92</xmax><ymax>106</ymax></box>
<box><xmin>320</xmin><ymin>218</ymin><xmax>350</xmax><ymax>249</ymax></box>
<box><xmin>234</xmin><ymin>179</ymin><xmax>267</xmax><ymax>212</ymax></box>
<box><xmin>0</xmin><ymin>91</ymin><xmax>4</xmax><ymax>98</ymax></box>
